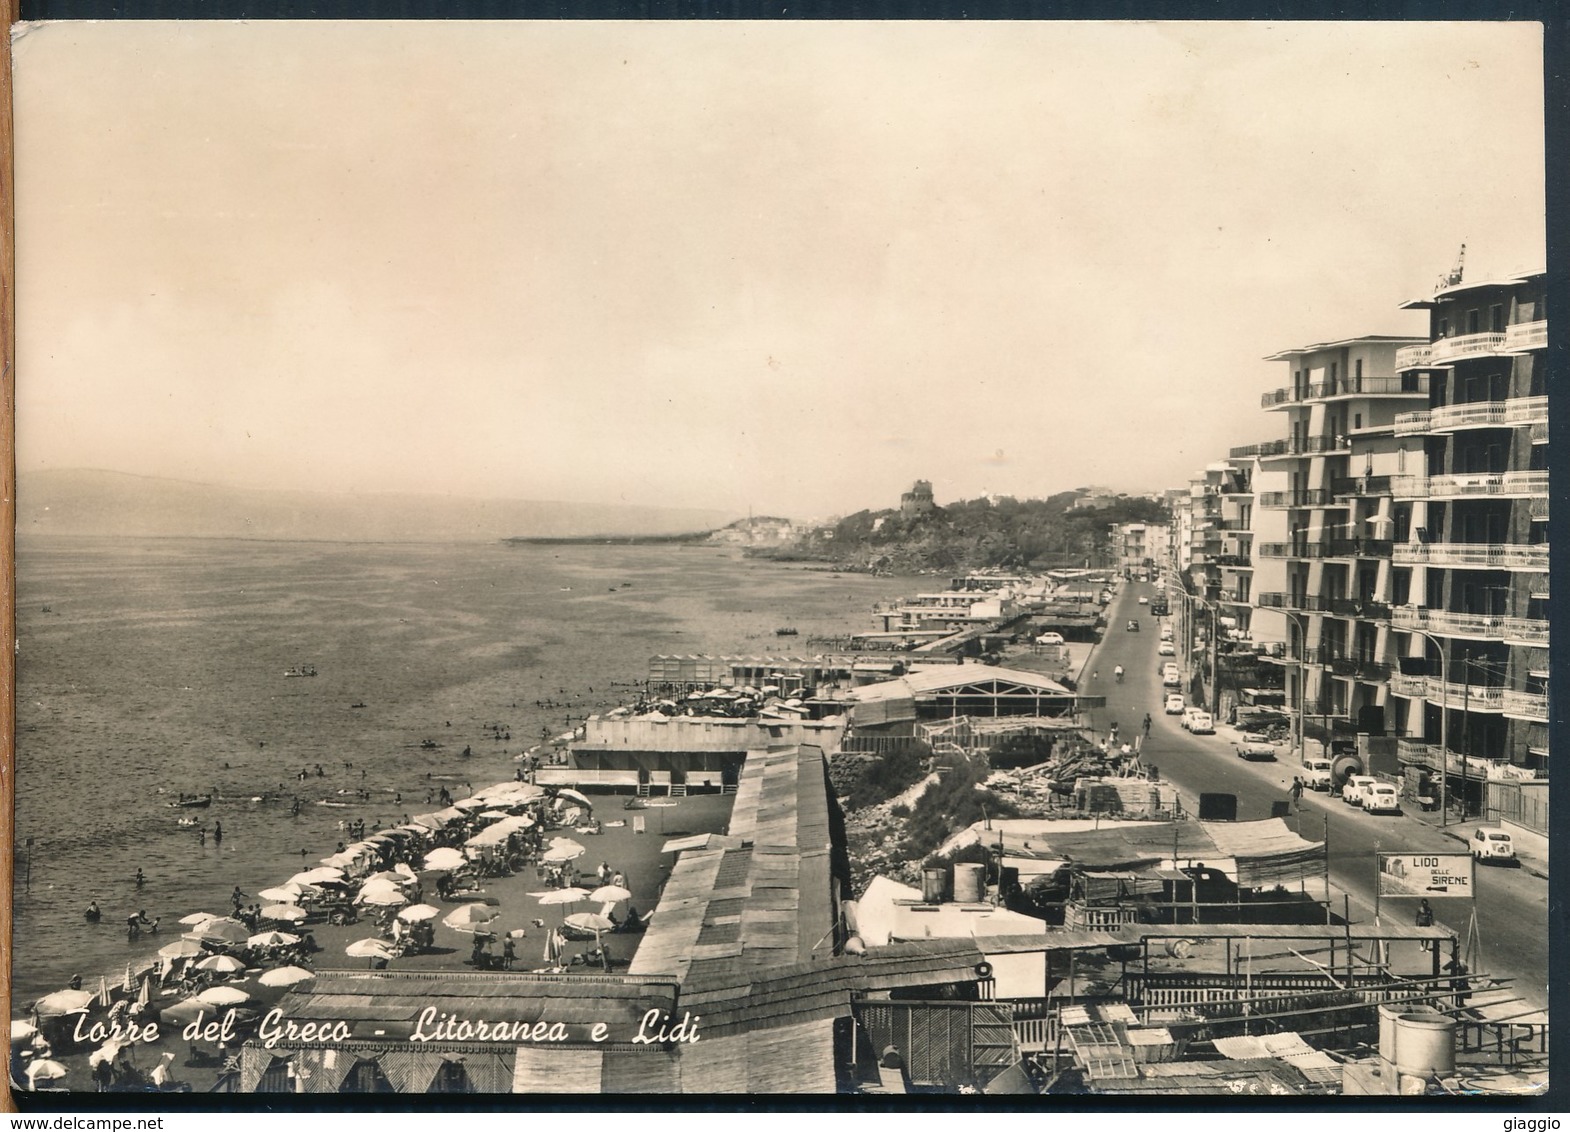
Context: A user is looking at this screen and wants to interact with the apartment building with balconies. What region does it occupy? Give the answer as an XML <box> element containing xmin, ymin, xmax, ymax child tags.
<box><xmin>1245</xmin><ymin>335</ymin><xmax>1428</xmax><ymax>742</ymax></box>
<box><xmin>1384</xmin><ymin>271</ymin><xmax>1548</xmax><ymax>807</ymax></box>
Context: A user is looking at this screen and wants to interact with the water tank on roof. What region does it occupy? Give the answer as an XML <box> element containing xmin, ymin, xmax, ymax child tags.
<box><xmin>921</xmin><ymin>866</ymin><xmax>946</xmax><ymax>904</ymax></box>
<box><xmin>1394</xmin><ymin>1013</ymin><xmax>1456</xmax><ymax>1082</ymax></box>
<box><xmin>953</xmin><ymin>863</ymin><xmax>985</xmax><ymax>903</ymax></box>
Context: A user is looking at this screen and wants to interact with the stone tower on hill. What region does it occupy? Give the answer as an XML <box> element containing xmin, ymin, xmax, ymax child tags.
<box><xmin>900</xmin><ymin>480</ymin><xmax>935</xmax><ymax>517</ymax></box>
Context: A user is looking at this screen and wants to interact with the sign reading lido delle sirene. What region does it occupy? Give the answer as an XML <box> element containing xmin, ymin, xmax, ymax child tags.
<box><xmin>1376</xmin><ymin>853</ymin><xmax>1475</xmax><ymax>898</ymax></box>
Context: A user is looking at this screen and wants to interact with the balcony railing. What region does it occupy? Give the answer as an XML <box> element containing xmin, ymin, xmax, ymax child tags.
<box><xmin>1504</xmin><ymin>395</ymin><xmax>1549</xmax><ymax>426</ymax></box>
<box><xmin>1330</xmin><ymin>474</ymin><xmax>1392</xmax><ymax>498</ymax></box>
<box><xmin>1531</xmin><ymin>495</ymin><xmax>1549</xmax><ymax>521</ymax></box>
<box><xmin>1394</xmin><ymin>410</ymin><xmax>1431</xmax><ymax>436</ymax></box>
<box><xmin>1501</xmin><ymin>689</ymin><xmax>1549</xmax><ymax>721</ymax></box>
<box><xmin>1503</xmin><ymin>319</ymin><xmax>1547</xmax><ymax>353</ymax></box>
<box><xmin>1389</xmin><ymin>672</ymin><xmax>1429</xmax><ymax>698</ymax></box>
<box><xmin>1257</xmin><ymin>542</ymin><xmax>1327</xmax><ymax>559</ymax></box>
<box><xmin>1255</xmin><ymin>592</ymin><xmax>1328</xmax><ymax>613</ymax></box>
<box><xmin>1395</xmin><ymin>344</ymin><xmax>1433</xmax><ymax>371</ymax></box>
<box><xmin>1392</xmin><ymin>542</ymin><xmax>1549</xmax><ymax>570</ymax></box>
<box><xmin>1431</xmin><ymin>332</ymin><xmax>1508</xmax><ymax>363</ymax></box>
<box><xmin>1392</xmin><ymin>606</ymin><xmax>1551</xmax><ymax>645</ymax></box>
<box><xmin>1504</xmin><ymin>617</ymin><xmax>1551</xmax><ymax>646</ymax></box>
<box><xmin>1326</xmin><ymin>538</ymin><xmax>1393</xmax><ymax>559</ymax></box>
<box><xmin>1213</xmin><ymin>554</ymin><xmax>1253</xmax><ymax>569</ymax></box>
<box><xmin>1326</xmin><ymin>596</ymin><xmax>1391</xmax><ymax>620</ymax></box>
<box><xmin>1258</xmin><ymin>488</ymin><xmax>1334</xmax><ymax>508</ymax></box>
<box><xmin>1323</xmin><ymin>654</ymin><xmax>1393</xmax><ymax>681</ymax></box>
<box><xmin>1391</xmin><ymin>471</ymin><xmax>1549</xmax><ymax>499</ymax></box>
<box><xmin>1260</xmin><ymin>375</ymin><xmax>1427</xmax><ymax>409</ymax></box>
<box><xmin>1428</xmin><ymin>401</ymin><xmax>1509</xmax><ymax>431</ymax></box>
<box><xmin>1431</xmin><ymin>680</ymin><xmax>1505</xmax><ymax>710</ymax></box>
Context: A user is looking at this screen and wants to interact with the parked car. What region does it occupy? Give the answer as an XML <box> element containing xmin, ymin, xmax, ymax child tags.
<box><xmin>1158</xmin><ymin>641</ymin><xmax>1176</xmax><ymax>656</ymax></box>
<box><xmin>1138</xmin><ymin>596</ymin><xmax>1149</xmax><ymax>605</ymax></box>
<box><xmin>1236</xmin><ymin>742</ymin><xmax>1277</xmax><ymax>761</ymax></box>
<box><xmin>1362</xmin><ymin>783</ymin><xmax>1400</xmax><ymax>814</ymax></box>
<box><xmin>1341</xmin><ymin>775</ymin><xmax>1378</xmax><ymax>806</ymax></box>
<box><xmin>1301</xmin><ymin>757</ymin><xmax>1334</xmax><ymax>791</ymax></box>
<box><xmin>1127</xmin><ymin>620</ymin><xmax>1140</xmax><ymax>632</ymax></box>
<box><xmin>1470</xmin><ymin>827</ymin><xmax>1516</xmax><ymax>862</ymax></box>
<box><xmin>1164</xmin><ymin>693</ymin><xmax>1185</xmax><ymax>714</ymax></box>
<box><xmin>1182</xmin><ymin>708</ymin><xmax>1214</xmax><ymax>734</ymax></box>
<box><xmin>1035</xmin><ymin>632</ymin><xmax>1065</xmax><ymax>646</ymax></box>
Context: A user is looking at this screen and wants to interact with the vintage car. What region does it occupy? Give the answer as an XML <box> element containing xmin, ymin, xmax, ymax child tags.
<box><xmin>1470</xmin><ymin>827</ymin><xmax>1517</xmax><ymax>862</ymax></box>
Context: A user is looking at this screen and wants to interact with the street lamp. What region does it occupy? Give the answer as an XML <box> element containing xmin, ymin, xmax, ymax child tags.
<box><xmin>1189</xmin><ymin>594</ymin><xmax>1221</xmax><ymax>715</ymax></box>
<box><xmin>1278</xmin><ymin>607</ymin><xmax>1309</xmax><ymax>763</ymax></box>
<box><xmin>1405</xmin><ymin>624</ymin><xmax>1450</xmax><ymax>828</ymax></box>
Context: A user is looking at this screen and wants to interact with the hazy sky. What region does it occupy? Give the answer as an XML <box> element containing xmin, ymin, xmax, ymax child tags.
<box><xmin>14</xmin><ymin>21</ymin><xmax>1545</xmax><ymax>519</ymax></box>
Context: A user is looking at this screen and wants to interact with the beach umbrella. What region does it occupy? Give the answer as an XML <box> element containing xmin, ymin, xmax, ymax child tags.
<box><xmin>257</xmin><ymin>885</ymin><xmax>302</xmax><ymax>903</ymax></box>
<box><xmin>589</xmin><ymin>885</ymin><xmax>632</xmax><ymax>904</ymax></box>
<box><xmin>345</xmin><ymin>938</ymin><xmax>394</xmax><ymax>959</ymax></box>
<box><xmin>358</xmin><ymin>888</ymin><xmax>408</xmax><ymax>908</ymax></box>
<box><xmin>442</xmin><ymin>903</ymin><xmax>498</xmax><ymax>932</ymax></box>
<box><xmin>452</xmin><ymin>798</ymin><xmax>488</xmax><ymax>812</ymax></box>
<box><xmin>260</xmin><ymin>904</ymin><xmax>309</xmax><ymax>923</ymax></box>
<box><xmin>34</xmin><ymin>989</ymin><xmax>95</xmax><ymax>1017</ymax></box>
<box><xmin>535</xmin><ymin>887</ymin><xmax>590</xmax><ymax>906</ymax></box>
<box><xmin>96</xmin><ymin>976</ymin><xmax>112</xmax><ymax>1009</ymax></box>
<box><xmin>121</xmin><ymin>964</ymin><xmax>135</xmax><ymax>995</ymax></box>
<box><xmin>247</xmin><ymin>931</ymin><xmax>300</xmax><ymax>949</ymax></box>
<box><xmin>257</xmin><ymin>966</ymin><xmax>315</xmax><ymax>988</ymax></box>
<box><xmin>408</xmin><ymin>813</ymin><xmax>446</xmax><ymax>831</ymax></box>
<box><xmin>422</xmin><ymin>847</ymin><xmax>466</xmax><ymax>871</ymax></box>
<box><xmin>158</xmin><ymin>999</ymin><xmax>212</xmax><ymax>1026</ymax></box>
<box><xmin>191</xmin><ymin>918</ymin><xmax>250</xmax><ymax>946</ymax></box>
<box><xmin>295</xmin><ymin>867</ymin><xmax>344</xmax><ymax>885</ymax></box>
<box><xmin>196</xmin><ymin>985</ymin><xmax>251</xmax><ymax>1007</ymax></box>
<box><xmin>541</xmin><ymin>846</ymin><xmax>581</xmax><ymax>865</ymax></box>
<box><xmin>10</xmin><ymin>1020</ymin><xmax>37</xmax><ymax>1041</ymax></box>
<box><xmin>178</xmin><ymin>912</ymin><xmax>221</xmax><ymax>927</ymax></box>
<box><xmin>365</xmin><ymin>870</ymin><xmax>413</xmax><ymax>887</ymax></box>
<box><xmin>478</xmin><ymin>810</ymin><xmax>512</xmax><ymax>821</ymax></box>
<box><xmin>163</xmin><ymin>939</ymin><xmax>205</xmax><ymax>959</ymax></box>
<box><xmin>25</xmin><ymin>1059</ymin><xmax>68</xmax><ymax>1084</ymax></box>
<box><xmin>542</xmin><ymin>928</ymin><xmax>563</xmax><ymax>966</ymax></box>
<box><xmin>397</xmin><ymin>904</ymin><xmax>440</xmax><ymax>923</ymax></box>
<box><xmin>195</xmin><ymin>954</ymin><xmax>246</xmax><ymax>974</ymax></box>
<box><xmin>87</xmin><ymin>1039</ymin><xmax>124</xmax><ymax>1068</ymax></box>
<box><xmin>553</xmin><ymin>788</ymin><xmax>594</xmax><ymax>810</ymax></box>
<box><xmin>564</xmin><ymin>912</ymin><xmax>615</xmax><ymax>934</ymax></box>
<box><xmin>393</xmin><ymin>862</ymin><xmax>419</xmax><ymax>881</ymax></box>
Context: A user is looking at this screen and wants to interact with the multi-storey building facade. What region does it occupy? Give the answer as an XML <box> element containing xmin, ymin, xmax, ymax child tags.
<box><xmin>1113</xmin><ymin>522</ymin><xmax>1171</xmax><ymax>581</ymax></box>
<box><xmin>1386</xmin><ymin>272</ymin><xmax>1549</xmax><ymax>808</ymax></box>
<box><xmin>1243</xmin><ymin>336</ymin><xmax>1428</xmax><ymax>741</ymax></box>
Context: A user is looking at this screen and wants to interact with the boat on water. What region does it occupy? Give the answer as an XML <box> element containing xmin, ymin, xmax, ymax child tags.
<box><xmin>774</xmin><ymin>627</ymin><xmax>799</xmax><ymax>636</ymax></box>
<box><xmin>169</xmin><ymin>795</ymin><xmax>212</xmax><ymax>809</ymax></box>
<box><xmin>350</xmin><ymin>701</ymin><xmax>366</xmax><ymax>709</ymax></box>
<box><xmin>284</xmin><ymin>665</ymin><xmax>318</xmax><ymax>678</ymax></box>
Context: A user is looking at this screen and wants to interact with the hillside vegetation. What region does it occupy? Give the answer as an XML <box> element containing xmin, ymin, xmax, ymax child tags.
<box><xmin>761</xmin><ymin>492</ymin><xmax>1169</xmax><ymax>573</ymax></box>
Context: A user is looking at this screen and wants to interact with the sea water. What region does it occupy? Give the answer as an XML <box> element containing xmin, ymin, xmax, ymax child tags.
<box><xmin>12</xmin><ymin>536</ymin><xmax>913</xmax><ymax>1003</ymax></box>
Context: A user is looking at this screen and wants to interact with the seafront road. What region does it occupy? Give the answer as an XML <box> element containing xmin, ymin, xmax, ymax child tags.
<box><xmin>1079</xmin><ymin>579</ymin><xmax>1549</xmax><ymax>1014</ymax></box>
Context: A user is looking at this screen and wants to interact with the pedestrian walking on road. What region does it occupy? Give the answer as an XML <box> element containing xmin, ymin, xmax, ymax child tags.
<box><xmin>1290</xmin><ymin>778</ymin><xmax>1304</xmax><ymax>812</ymax></box>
